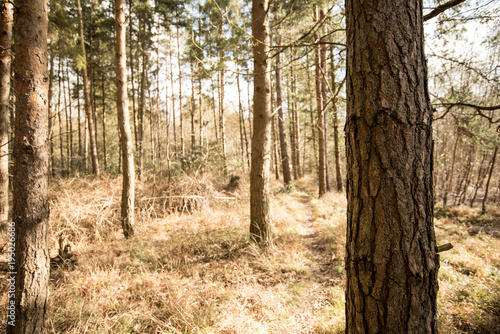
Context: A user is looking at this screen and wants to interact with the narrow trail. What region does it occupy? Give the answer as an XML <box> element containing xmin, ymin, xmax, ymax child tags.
<box><xmin>294</xmin><ymin>189</ymin><xmax>344</xmax><ymax>287</ymax></box>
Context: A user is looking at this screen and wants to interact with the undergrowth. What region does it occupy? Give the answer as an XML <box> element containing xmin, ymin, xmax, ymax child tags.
<box><xmin>0</xmin><ymin>174</ymin><xmax>498</xmax><ymax>333</ymax></box>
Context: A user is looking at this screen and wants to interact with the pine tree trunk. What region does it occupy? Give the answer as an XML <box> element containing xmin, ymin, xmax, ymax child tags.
<box><xmin>274</xmin><ymin>15</ymin><xmax>292</xmax><ymax>185</ymax></box>
<box><xmin>0</xmin><ymin>0</ymin><xmax>12</xmax><ymax>225</ymax></box>
<box><xmin>176</xmin><ymin>25</ymin><xmax>184</xmax><ymax>156</ymax></box>
<box><xmin>63</xmin><ymin>59</ymin><xmax>70</xmax><ymax>175</ymax></box>
<box><xmin>331</xmin><ymin>57</ymin><xmax>343</xmax><ymax>192</ymax></box>
<box><xmin>315</xmin><ymin>6</ymin><xmax>326</xmax><ymax>197</ymax></box>
<box><xmin>345</xmin><ymin>0</ymin><xmax>439</xmax><ymax>332</ymax></box>
<box><xmin>115</xmin><ymin>0</ymin><xmax>134</xmax><ymax>238</ymax></box>
<box><xmin>49</xmin><ymin>42</ymin><xmax>55</xmax><ymax>176</ymax></box>
<box><xmin>169</xmin><ymin>37</ymin><xmax>177</xmax><ymax>160</ymax></box>
<box><xmin>8</xmin><ymin>0</ymin><xmax>50</xmax><ymax>331</ymax></box>
<box><xmin>443</xmin><ymin>129</ymin><xmax>459</xmax><ymax>206</ymax></box>
<box><xmin>57</xmin><ymin>55</ymin><xmax>64</xmax><ymax>174</ymax></box>
<box><xmin>482</xmin><ymin>146</ymin><xmax>497</xmax><ymax>213</ymax></box>
<box><xmin>101</xmin><ymin>72</ymin><xmax>107</xmax><ymax>171</ymax></box>
<box><xmin>292</xmin><ymin>64</ymin><xmax>301</xmax><ymax>179</ymax></box>
<box><xmin>66</xmin><ymin>61</ymin><xmax>73</xmax><ymax>173</ymax></box>
<box><xmin>77</xmin><ymin>0</ymin><xmax>99</xmax><ymax>177</ymax></box>
<box><xmin>250</xmin><ymin>0</ymin><xmax>272</xmax><ymax>248</ymax></box>
<box><xmin>190</xmin><ymin>61</ymin><xmax>196</xmax><ymax>153</ymax></box>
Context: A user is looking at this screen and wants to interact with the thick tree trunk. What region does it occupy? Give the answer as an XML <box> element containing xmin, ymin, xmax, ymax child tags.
<box><xmin>0</xmin><ymin>0</ymin><xmax>12</xmax><ymax>224</ymax></box>
<box><xmin>250</xmin><ymin>0</ymin><xmax>272</xmax><ymax>248</ymax></box>
<box><xmin>77</xmin><ymin>0</ymin><xmax>99</xmax><ymax>177</ymax></box>
<box><xmin>345</xmin><ymin>0</ymin><xmax>439</xmax><ymax>332</ymax></box>
<box><xmin>115</xmin><ymin>0</ymin><xmax>134</xmax><ymax>238</ymax></box>
<box><xmin>8</xmin><ymin>0</ymin><xmax>50</xmax><ymax>332</ymax></box>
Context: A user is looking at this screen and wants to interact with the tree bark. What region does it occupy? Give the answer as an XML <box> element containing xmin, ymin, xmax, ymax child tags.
<box><xmin>8</xmin><ymin>0</ymin><xmax>50</xmax><ymax>331</ymax></box>
<box><xmin>176</xmin><ymin>25</ymin><xmax>184</xmax><ymax>156</ymax></box>
<box><xmin>77</xmin><ymin>0</ymin><xmax>99</xmax><ymax>177</ymax></box>
<box><xmin>481</xmin><ymin>146</ymin><xmax>497</xmax><ymax>213</ymax></box>
<box><xmin>115</xmin><ymin>0</ymin><xmax>134</xmax><ymax>238</ymax></box>
<box><xmin>274</xmin><ymin>14</ymin><xmax>292</xmax><ymax>185</ymax></box>
<box><xmin>250</xmin><ymin>0</ymin><xmax>272</xmax><ymax>248</ymax></box>
<box><xmin>345</xmin><ymin>0</ymin><xmax>439</xmax><ymax>332</ymax></box>
<box><xmin>0</xmin><ymin>0</ymin><xmax>12</xmax><ymax>225</ymax></box>
<box><xmin>314</xmin><ymin>6</ymin><xmax>326</xmax><ymax>197</ymax></box>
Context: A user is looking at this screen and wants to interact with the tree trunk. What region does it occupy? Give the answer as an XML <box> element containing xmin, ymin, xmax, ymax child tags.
<box><xmin>319</xmin><ymin>7</ymin><xmax>330</xmax><ymax>192</ymax></box>
<box><xmin>190</xmin><ymin>61</ymin><xmax>196</xmax><ymax>153</ymax></box>
<box><xmin>115</xmin><ymin>0</ymin><xmax>134</xmax><ymax>238</ymax></box>
<box><xmin>176</xmin><ymin>25</ymin><xmax>184</xmax><ymax>156</ymax></box>
<box><xmin>331</xmin><ymin>55</ymin><xmax>343</xmax><ymax>192</ymax></box>
<box><xmin>169</xmin><ymin>36</ymin><xmax>177</xmax><ymax>160</ymax></box>
<box><xmin>57</xmin><ymin>55</ymin><xmax>64</xmax><ymax>174</ymax></box>
<box><xmin>8</xmin><ymin>0</ymin><xmax>50</xmax><ymax>331</ymax></box>
<box><xmin>345</xmin><ymin>0</ymin><xmax>439</xmax><ymax>332</ymax></box>
<box><xmin>0</xmin><ymin>0</ymin><xmax>12</xmax><ymax>225</ymax></box>
<box><xmin>443</xmin><ymin>128</ymin><xmax>459</xmax><ymax>206</ymax></box>
<box><xmin>101</xmin><ymin>72</ymin><xmax>107</xmax><ymax>171</ymax></box>
<box><xmin>274</xmin><ymin>15</ymin><xmax>292</xmax><ymax>185</ymax></box>
<box><xmin>77</xmin><ymin>0</ymin><xmax>99</xmax><ymax>177</ymax></box>
<box><xmin>481</xmin><ymin>146</ymin><xmax>497</xmax><ymax>213</ymax></box>
<box><xmin>250</xmin><ymin>0</ymin><xmax>272</xmax><ymax>248</ymax></box>
<box><xmin>49</xmin><ymin>42</ymin><xmax>55</xmax><ymax>176</ymax></box>
<box><xmin>470</xmin><ymin>151</ymin><xmax>487</xmax><ymax>207</ymax></box>
<box><xmin>292</xmin><ymin>64</ymin><xmax>301</xmax><ymax>179</ymax></box>
<box><xmin>218</xmin><ymin>16</ymin><xmax>227</xmax><ymax>175</ymax></box>
<box><xmin>66</xmin><ymin>61</ymin><xmax>73</xmax><ymax>173</ymax></box>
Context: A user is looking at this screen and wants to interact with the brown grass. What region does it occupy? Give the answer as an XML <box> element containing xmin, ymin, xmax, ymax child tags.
<box><xmin>0</xmin><ymin>174</ymin><xmax>498</xmax><ymax>333</ymax></box>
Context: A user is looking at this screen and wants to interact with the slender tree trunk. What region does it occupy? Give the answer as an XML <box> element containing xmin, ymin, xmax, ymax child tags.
<box><xmin>57</xmin><ymin>55</ymin><xmax>64</xmax><ymax>174</ymax></box>
<box><xmin>331</xmin><ymin>55</ymin><xmax>343</xmax><ymax>192</ymax></box>
<box><xmin>49</xmin><ymin>42</ymin><xmax>55</xmax><ymax>176</ymax></box>
<box><xmin>190</xmin><ymin>61</ymin><xmax>196</xmax><ymax>152</ymax></box>
<box><xmin>77</xmin><ymin>0</ymin><xmax>99</xmax><ymax>177</ymax></box>
<box><xmin>66</xmin><ymin>61</ymin><xmax>73</xmax><ymax>173</ymax></box>
<box><xmin>237</xmin><ymin>64</ymin><xmax>246</xmax><ymax>168</ymax></box>
<box><xmin>101</xmin><ymin>72</ymin><xmax>107</xmax><ymax>171</ymax></box>
<box><xmin>8</xmin><ymin>0</ymin><xmax>50</xmax><ymax>331</ymax></box>
<box><xmin>218</xmin><ymin>18</ymin><xmax>227</xmax><ymax>175</ymax></box>
<box><xmin>443</xmin><ymin>128</ymin><xmax>459</xmax><ymax>206</ymax></box>
<box><xmin>315</xmin><ymin>6</ymin><xmax>326</xmax><ymax>197</ymax></box>
<box><xmin>470</xmin><ymin>151</ymin><xmax>487</xmax><ymax>207</ymax></box>
<box><xmin>0</xmin><ymin>0</ymin><xmax>12</xmax><ymax>225</ymax></box>
<box><xmin>320</xmin><ymin>6</ymin><xmax>330</xmax><ymax>192</ymax></box>
<box><xmin>482</xmin><ymin>146</ymin><xmax>497</xmax><ymax>213</ymax></box>
<box><xmin>76</xmin><ymin>72</ymin><xmax>83</xmax><ymax>171</ymax></box>
<box><xmin>176</xmin><ymin>25</ymin><xmax>184</xmax><ymax>156</ymax></box>
<box><xmin>169</xmin><ymin>37</ymin><xmax>177</xmax><ymax>159</ymax></box>
<box><xmin>128</xmin><ymin>0</ymin><xmax>138</xmax><ymax>156</ymax></box>
<box><xmin>292</xmin><ymin>64</ymin><xmax>301</xmax><ymax>179</ymax></box>
<box><xmin>212</xmin><ymin>78</ymin><xmax>218</xmax><ymax>141</ymax></box>
<box><xmin>271</xmin><ymin>101</ymin><xmax>279</xmax><ymax>180</ymax></box>
<box><xmin>115</xmin><ymin>0</ymin><xmax>134</xmax><ymax>237</ymax></box>
<box><xmin>345</xmin><ymin>0</ymin><xmax>439</xmax><ymax>332</ymax></box>
<box><xmin>274</xmin><ymin>14</ymin><xmax>292</xmax><ymax>185</ymax></box>
<box><xmin>63</xmin><ymin>59</ymin><xmax>70</xmax><ymax>175</ymax></box>
<box><xmin>250</xmin><ymin>0</ymin><xmax>272</xmax><ymax>248</ymax></box>
<box><xmin>457</xmin><ymin>145</ymin><xmax>475</xmax><ymax>204</ymax></box>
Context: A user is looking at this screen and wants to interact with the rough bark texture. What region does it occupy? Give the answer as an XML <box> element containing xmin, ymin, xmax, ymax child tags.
<box><xmin>0</xmin><ymin>0</ymin><xmax>12</xmax><ymax>225</ymax></box>
<box><xmin>250</xmin><ymin>0</ymin><xmax>272</xmax><ymax>248</ymax></box>
<box><xmin>77</xmin><ymin>0</ymin><xmax>99</xmax><ymax>177</ymax></box>
<box><xmin>345</xmin><ymin>0</ymin><xmax>439</xmax><ymax>333</ymax></box>
<box><xmin>8</xmin><ymin>0</ymin><xmax>50</xmax><ymax>332</ymax></box>
<box><xmin>115</xmin><ymin>0</ymin><xmax>134</xmax><ymax>238</ymax></box>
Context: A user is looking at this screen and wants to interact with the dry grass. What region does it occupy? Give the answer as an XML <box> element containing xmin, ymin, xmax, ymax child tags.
<box><xmin>0</xmin><ymin>174</ymin><xmax>498</xmax><ymax>333</ymax></box>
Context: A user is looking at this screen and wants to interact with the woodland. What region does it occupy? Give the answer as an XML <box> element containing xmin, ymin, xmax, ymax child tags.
<box><xmin>0</xmin><ymin>0</ymin><xmax>499</xmax><ymax>333</ymax></box>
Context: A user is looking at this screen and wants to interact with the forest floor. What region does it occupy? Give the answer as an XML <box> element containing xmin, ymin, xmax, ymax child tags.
<box><xmin>0</xmin><ymin>174</ymin><xmax>499</xmax><ymax>333</ymax></box>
